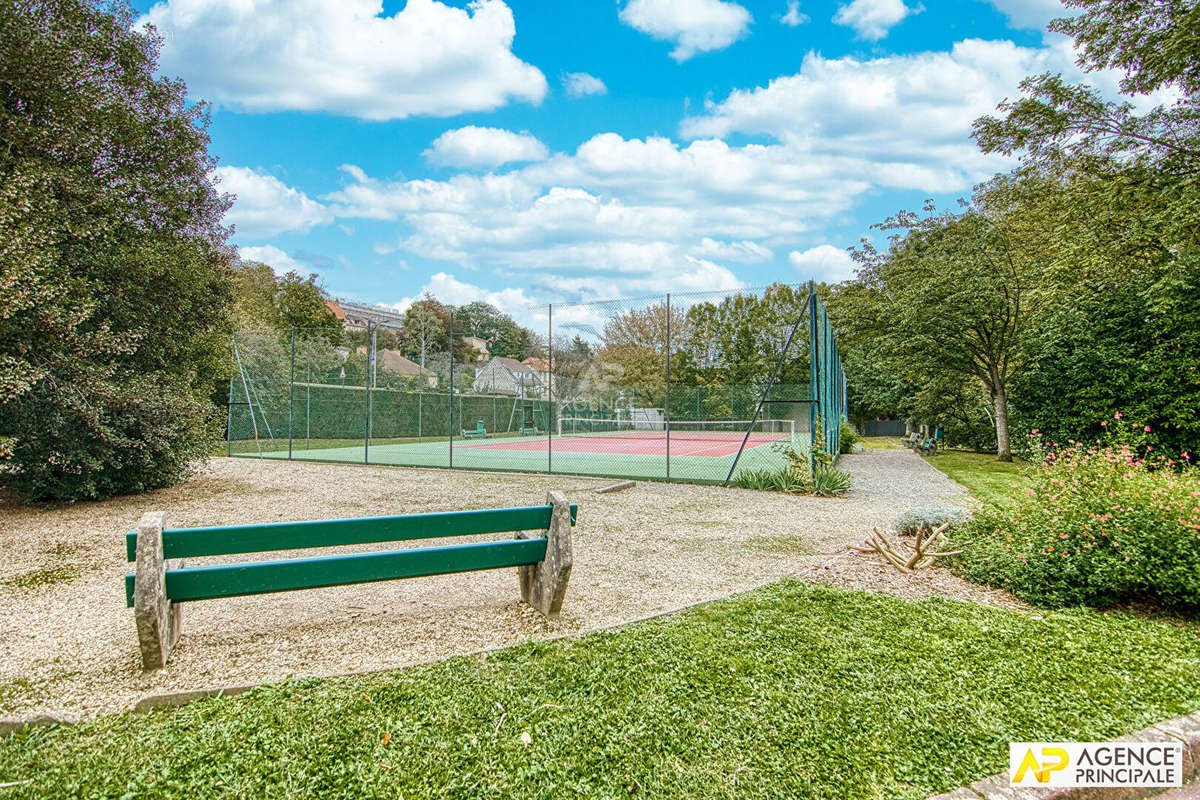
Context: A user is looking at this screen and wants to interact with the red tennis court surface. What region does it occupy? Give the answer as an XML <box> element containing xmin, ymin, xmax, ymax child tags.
<box><xmin>462</xmin><ymin>431</ymin><xmax>788</xmax><ymax>457</ymax></box>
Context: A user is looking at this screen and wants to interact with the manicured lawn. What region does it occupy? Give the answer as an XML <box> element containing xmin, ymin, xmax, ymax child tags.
<box><xmin>2</xmin><ymin>581</ymin><xmax>1197</xmax><ymax>800</ymax></box>
<box><xmin>926</xmin><ymin>450</ymin><xmax>1027</xmax><ymax>504</ymax></box>
<box><xmin>858</xmin><ymin>436</ymin><xmax>903</xmax><ymax>451</ymax></box>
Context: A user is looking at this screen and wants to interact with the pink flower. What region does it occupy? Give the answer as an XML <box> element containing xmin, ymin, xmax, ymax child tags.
<box><xmin>1114</xmin><ymin>412</ymin><xmax>1123</xmax><ymax>419</ymax></box>
<box><xmin>1145</xmin><ymin>425</ymin><xmax>1152</xmax><ymax>432</ymax></box>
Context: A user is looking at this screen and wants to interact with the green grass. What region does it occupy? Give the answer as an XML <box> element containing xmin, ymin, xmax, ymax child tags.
<box><xmin>2</xmin><ymin>580</ymin><xmax>1197</xmax><ymax>799</ymax></box>
<box><xmin>858</xmin><ymin>436</ymin><xmax>903</xmax><ymax>451</ymax></box>
<box><xmin>925</xmin><ymin>450</ymin><xmax>1028</xmax><ymax>504</ymax></box>
<box><xmin>1</xmin><ymin>565</ymin><xmax>80</xmax><ymax>589</ymax></box>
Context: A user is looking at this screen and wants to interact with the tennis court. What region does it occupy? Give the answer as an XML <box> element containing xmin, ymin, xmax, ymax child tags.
<box><xmin>258</xmin><ymin>419</ymin><xmax>802</xmax><ymax>483</ymax></box>
<box><xmin>229</xmin><ymin>283</ymin><xmax>846</xmax><ymax>485</ymax></box>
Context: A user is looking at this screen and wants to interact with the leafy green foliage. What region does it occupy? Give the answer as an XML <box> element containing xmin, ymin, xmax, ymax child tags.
<box><xmin>0</xmin><ymin>1</ymin><xmax>232</xmax><ymax>500</ymax></box>
<box><xmin>810</xmin><ymin>465</ymin><xmax>852</xmax><ymax>496</ymax></box>
<box><xmin>231</xmin><ymin>261</ymin><xmax>340</xmax><ymax>340</ymax></box>
<box><xmin>950</xmin><ymin>425</ymin><xmax>1200</xmax><ymax>611</ymax></box>
<box><xmin>2</xmin><ymin>581</ymin><xmax>1199</xmax><ymax>799</ymax></box>
<box><xmin>838</xmin><ymin>420</ymin><xmax>860</xmax><ymax>454</ymax></box>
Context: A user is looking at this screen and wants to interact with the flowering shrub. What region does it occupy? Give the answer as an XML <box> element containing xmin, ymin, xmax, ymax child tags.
<box><xmin>950</xmin><ymin>418</ymin><xmax>1200</xmax><ymax>611</ymax></box>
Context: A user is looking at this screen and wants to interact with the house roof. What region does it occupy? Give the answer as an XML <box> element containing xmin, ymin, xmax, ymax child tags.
<box><xmin>522</xmin><ymin>357</ymin><xmax>550</xmax><ymax>371</ymax></box>
<box><xmin>357</xmin><ymin>347</ymin><xmax>435</xmax><ymax>376</ymax></box>
<box><xmin>493</xmin><ymin>356</ymin><xmax>529</xmax><ymax>372</ymax></box>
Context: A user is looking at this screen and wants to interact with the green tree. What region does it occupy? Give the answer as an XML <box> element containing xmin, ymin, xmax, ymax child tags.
<box><xmin>0</xmin><ymin>0</ymin><xmax>233</xmax><ymax>500</ymax></box>
<box><xmin>231</xmin><ymin>261</ymin><xmax>340</xmax><ymax>340</ymax></box>
<box><xmin>400</xmin><ymin>294</ymin><xmax>447</xmax><ymax>369</ymax></box>
<box><xmin>858</xmin><ymin>206</ymin><xmax>1036</xmax><ymax>460</ymax></box>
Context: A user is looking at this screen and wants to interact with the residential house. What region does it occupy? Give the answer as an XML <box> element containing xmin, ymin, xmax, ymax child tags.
<box><xmin>356</xmin><ymin>347</ymin><xmax>438</xmax><ymax>388</ymax></box>
<box><xmin>462</xmin><ymin>336</ymin><xmax>490</xmax><ymax>363</ymax></box>
<box><xmin>472</xmin><ymin>356</ymin><xmax>543</xmax><ymax>397</ymax></box>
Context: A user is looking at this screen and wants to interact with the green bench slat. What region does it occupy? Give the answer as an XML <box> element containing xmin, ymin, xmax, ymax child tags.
<box><xmin>125</xmin><ymin>537</ymin><xmax>548</xmax><ymax>606</ymax></box>
<box><xmin>126</xmin><ymin>504</ymin><xmax>578</xmax><ymax>562</ymax></box>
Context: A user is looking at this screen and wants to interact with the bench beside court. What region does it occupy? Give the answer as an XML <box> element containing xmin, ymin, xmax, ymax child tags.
<box><xmin>125</xmin><ymin>492</ymin><xmax>577</xmax><ymax>670</ymax></box>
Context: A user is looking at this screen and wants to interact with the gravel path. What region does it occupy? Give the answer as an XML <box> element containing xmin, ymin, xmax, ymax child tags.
<box><xmin>0</xmin><ymin>448</ymin><xmax>1005</xmax><ymax>718</ymax></box>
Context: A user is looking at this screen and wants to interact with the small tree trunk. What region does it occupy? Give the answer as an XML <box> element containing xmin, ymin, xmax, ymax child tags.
<box><xmin>993</xmin><ymin>386</ymin><xmax>1012</xmax><ymax>462</ymax></box>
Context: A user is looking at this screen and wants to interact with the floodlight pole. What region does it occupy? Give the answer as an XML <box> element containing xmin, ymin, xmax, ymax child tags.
<box><xmin>449</xmin><ymin>312</ymin><xmax>454</xmax><ymax>468</ymax></box>
<box><xmin>547</xmin><ymin>303</ymin><xmax>553</xmax><ymax>474</ymax></box>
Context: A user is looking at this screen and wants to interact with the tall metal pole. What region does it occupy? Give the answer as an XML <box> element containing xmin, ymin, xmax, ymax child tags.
<box><xmin>809</xmin><ymin>282</ymin><xmax>820</xmax><ymax>474</ymax></box>
<box><xmin>225</xmin><ymin>375</ymin><xmax>234</xmax><ymax>457</ymax></box>
<box><xmin>665</xmin><ymin>293</ymin><xmax>671</xmax><ymax>481</ymax></box>
<box><xmin>449</xmin><ymin>312</ymin><xmax>454</xmax><ymax>468</ymax></box>
<box><xmin>547</xmin><ymin>303</ymin><xmax>553</xmax><ymax>473</ymax></box>
<box><xmin>288</xmin><ymin>328</ymin><xmax>295</xmax><ymax>460</ymax></box>
<box><xmin>364</xmin><ymin>321</ymin><xmax>372</xmax><ymax>464</ymax></box>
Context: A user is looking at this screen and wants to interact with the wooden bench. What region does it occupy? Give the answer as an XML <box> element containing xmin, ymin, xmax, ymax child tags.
<box><xmin>125</xmin><ymin>492</ymin><xmax>577</xmax><ymax>670</ymax></box>
<box><xmin>461</xmin><ymin>420</ymin><xmax>488</xmax><ymax>439</ymax></box>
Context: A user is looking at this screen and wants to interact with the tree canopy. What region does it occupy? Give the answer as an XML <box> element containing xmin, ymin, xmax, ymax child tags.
<box><xmin>0</xmin><ymin>0</ymin><xmax>233</xmax><ymax>500</ymax></box>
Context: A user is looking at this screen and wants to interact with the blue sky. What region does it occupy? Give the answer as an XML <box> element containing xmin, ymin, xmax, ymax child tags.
<box><xmin>130</xmin><ymin>0</ymin><xmax>1133</xmax><ymax>321</ymax></box>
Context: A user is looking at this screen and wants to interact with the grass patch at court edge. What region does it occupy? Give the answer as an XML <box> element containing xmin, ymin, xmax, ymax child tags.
<box><xmin>925</xmin><ymin>450</ymin><xmax>1028</xmax><ymax>504</ymax></box>
<box><xmin>857</xmin><ymin>436</ymin><xmax>903</xmax><ymax>451</ymax></box>
<box><xmin>3</xmin><ymin>582</ymin><xmax>1199</xmax><ymax>800</ymax></box>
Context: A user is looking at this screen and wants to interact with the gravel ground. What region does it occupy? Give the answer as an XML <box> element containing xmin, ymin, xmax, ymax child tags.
<box><xmin>0</xmin><ymin>448</ymin><xmax>1007</xmax><ymax>718</ymax></box>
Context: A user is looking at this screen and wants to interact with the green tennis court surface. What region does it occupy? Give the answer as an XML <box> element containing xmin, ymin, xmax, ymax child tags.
<box><xmin>235</xmin><ymin>430</ymin><xmax>802</xmax><ymax>484</ymax></box>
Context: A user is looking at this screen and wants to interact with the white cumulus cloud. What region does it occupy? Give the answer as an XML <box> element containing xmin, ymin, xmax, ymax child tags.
<box><xmin>216</xmin><ymin>166</ymin><xmax>333</xmax><ymax>238</ymax></box>
<box><xmin>832</xmin><ymin>0</ymin><xmax>920</xmax><ymax>40</ymax></box>
<box><xmin>238</xmin><ymin>245</ymin><xmax>302</xmax><ymax>275</ymax></box>
<box><xmin>780</xmin><ymin>0</ymin><xmax>809</xmax><ymax>26</ymax></box>
<box><xmin>563</xmin><ymin>72</ymin><xmax>608</xmax><ymax>98</ymax></box>
<box><xmin>789</xmin><ymin>245</ymin><xmax>856</xmax><ymax>283</ymax></box>
<box><xmin>618</xmin><ymin>0</ymin><xmax>752</xmax><ymax>62</ymax></box>
<box><xmin>140</xmin><ymin>0</ymin><xmax>547</xmax><ymax>120</ymax></box>
<box><xmin>423</xmin><ymin>127</ymin><xmax>549</xmax><ymax>169</ymax></box>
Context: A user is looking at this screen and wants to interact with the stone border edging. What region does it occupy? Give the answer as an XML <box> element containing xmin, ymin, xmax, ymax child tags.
<box><xmin>928</xmin><ymin>712</ymin><xmax>1200</xmax><ymax>800</ymax></box>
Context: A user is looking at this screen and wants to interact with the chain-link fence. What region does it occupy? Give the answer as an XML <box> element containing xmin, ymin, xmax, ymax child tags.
<box><xmin>227</xmin><ymin>282</ymin><xmax>846</xmax><ymax>484</ymax></box>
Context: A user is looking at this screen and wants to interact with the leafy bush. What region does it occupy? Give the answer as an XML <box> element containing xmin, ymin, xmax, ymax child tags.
<box><xmin>838</xmin><ymin>421</ymin><xmax>861</xmax><ymax>454</ymax></box>
<box><xmin>811</xmin><ymin>466</ymin><xmax>852</xmax><ymax>496</ymax></box>
<box><xmin>950</xmin><ymin>421</ymin><xmax>1200</xmax><ymax>611</ymax></box>
<box><xmin>0</xmin><ymin>3</ymin><xmax>231</xmax><ymax>501</ymax></box>
<box><xmin>734</xmin><ymin>431</ymin><xmax>852</xmax><ymax>497</ymax></box>
<box><xmin>891</xmin><ymin>507</ymin><xmax>971</xmax><ymax>536</ymax></box>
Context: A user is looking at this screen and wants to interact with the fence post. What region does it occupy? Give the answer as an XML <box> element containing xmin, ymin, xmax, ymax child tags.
<box><xmin>665</xmin><ymin>293</ymin><xmax>671</xmax><ymax>481</ymax></box>
<box><xmin>808</xmin><ymin>282</ymin><xmax>820</xmax><ymax>474</ymax></box>
<box><xmin>288</xmin><ymin>328</ymin><xmax>295</xmax><ymax>460</ymax></box>
<box><xmin>364</xmin><ymin>321</ymin><xmax>372</xmax><ymax>464</ymax></box>
<box><xmin>547</xmin><ymin>303</ymin><xmax>553</xmax><ymax>473</ymax></box>
<box><xmin>449</xmin><ymin>311</ymin><xmax>454</xmax><ymax>468</ymax></box>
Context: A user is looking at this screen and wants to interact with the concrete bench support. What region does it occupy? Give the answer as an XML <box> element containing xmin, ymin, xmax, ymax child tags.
<box><xmin>517</xmin><ymin>491</ymin><xmax>573</xmax><ymax>619</ymax></box>
<box><xmin>133</xmin><ymin>512</ymin><xmax>183</xmax><ymax>671</ymax></box>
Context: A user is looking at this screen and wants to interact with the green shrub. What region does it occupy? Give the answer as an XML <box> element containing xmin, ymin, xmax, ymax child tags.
<box><xmin>811</xmin><ymin>465</ymin><xmax>852</xmax><ymax>496</ymax></box>
<box><xmin>838</xmin><ymin>421</ymin><xmax>861</xmax><ymax>454</ymax></box>
<box><xmin>950</xmin><ymin>422</ymin><xmax>1200</xmax><ymax>611</ymax></box>
<box><xmin>891</xmin><ymin>507</ymin><xmax>970</xmax><ymax>536</ymax></box>
<box><xmin>0</xmin><ymin>3</ymin><xmax>231</xmax><ymax>501</ymax></box>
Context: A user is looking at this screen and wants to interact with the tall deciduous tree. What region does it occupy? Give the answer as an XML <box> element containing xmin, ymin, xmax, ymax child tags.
<box><xmin>0</xmin><ymin>0</ymin><xmax>233</xmax><ymax>500</ymax></box>
<box><xmin>862</xmin><ymin>206</ymin><xmax>1035</xmax><ymax>460</ymax></box>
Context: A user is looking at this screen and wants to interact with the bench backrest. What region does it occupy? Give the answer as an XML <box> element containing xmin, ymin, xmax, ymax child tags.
<box><xmin>124</xmin><ymin>503</ymin><xmax>578</xmax><ymax>606</ymax></box>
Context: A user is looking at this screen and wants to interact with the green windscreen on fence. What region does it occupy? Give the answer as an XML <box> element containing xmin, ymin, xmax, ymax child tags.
<box><xmin>227</xmin><ymin>281</ymin><xmax>847</xmax><ymax>484</ymax></box>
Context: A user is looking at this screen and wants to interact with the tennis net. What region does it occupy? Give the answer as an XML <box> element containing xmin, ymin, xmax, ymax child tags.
<box><xmin>556</xmin><ymin>418</ymin><xmax>796</xmax><ymax>442</ymax></box>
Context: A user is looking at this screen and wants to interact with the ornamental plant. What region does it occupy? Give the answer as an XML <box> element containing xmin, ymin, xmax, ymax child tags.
<box><xmin>950</xmin><ymin>418</ymin><xmax>1200</xmax><ymax>611</ymax></box>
